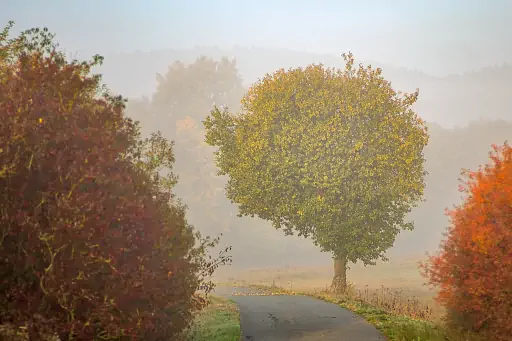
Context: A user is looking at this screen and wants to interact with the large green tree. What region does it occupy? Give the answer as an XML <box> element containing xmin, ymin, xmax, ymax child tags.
<box><xmin>204</xmin><ymin>53</ymin><xmax>429</xmax><ymax>291</ymax></box>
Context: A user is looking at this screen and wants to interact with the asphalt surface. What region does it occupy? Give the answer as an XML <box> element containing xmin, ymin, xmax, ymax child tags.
<box><xmin>213</xmin><ymin>286</ymin><xmax>386</xmax><ymax>341</ymax></box>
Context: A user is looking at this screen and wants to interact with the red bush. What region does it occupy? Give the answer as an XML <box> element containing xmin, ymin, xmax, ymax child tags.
<box><xmin>0</xmin><ymin>23</ymin><xmax>227</xmax><ymax>340</ymax></box>
<box><xmin>422</xmin><ymin>142</ymin><xmax>512</xmax><ymax>340</ymax></box>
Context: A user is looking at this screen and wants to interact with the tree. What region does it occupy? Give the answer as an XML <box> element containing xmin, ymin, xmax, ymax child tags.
<box><xmin>150</xmin><ymin>56</ymin><xmax>245</xmax><ymax>137</ymax></box>
<box><xmin>123</xmin><ymin>96</ymin><xmax>152</xmax><ymax>136</ymax></box>
<box><xmin>204</xmin><ymin>53</ymin><xmax>429</xmax><ymax>292</ymax></box>
<box><xmin>422</xmin><ymin>142</ymin><xmax>511</xmax><ymax>341</ymax></box>
<box><xmin>124</xmin><ymin>56</ymin><xmax>246</xmax><ymax>240</ymax></box>
<box><xmin>0</xmin><ymin>22</ymin><xmax>229</xmax><ymax>340</ymax></box>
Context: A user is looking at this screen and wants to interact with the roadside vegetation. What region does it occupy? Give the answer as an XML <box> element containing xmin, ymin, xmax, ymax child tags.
<box><xmin>309</xmin><ymin>287</ymin><xmax>484</xmax><ymax>341</ymax></box>
<box><xmin>184</xmin><ymin>295</ymin><xmax>241</xmax><ymax>341</ymax></box>
<box><xmin>223</xmin><ymin>141</ymin><xmax>511</xmax><ymax>340</ymax></box>
<box><xmin>0</xmin><ymin>22</ymin><xmax>231</xmax><ymax>341</ymax></box>
<box><xmin>1</xmin><ymin>18</ymin><xmax>509</xmax><ymax>341</ymax></box>
<box><xmin>229</xmin><ymin>281</ymin><xmax>483</xmax><ymax>341</ymax></box>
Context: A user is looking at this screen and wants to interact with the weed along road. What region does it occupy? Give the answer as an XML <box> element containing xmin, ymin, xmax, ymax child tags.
<box><xmin>213</xmin><ymin>286</ymin><xmax>386</xmax><ymax>341</ymax></box>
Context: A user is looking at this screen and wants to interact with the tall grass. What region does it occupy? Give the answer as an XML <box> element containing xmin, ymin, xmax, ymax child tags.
<box><xmin>307</xmin><ymin>284</ymin><xmax>484</xmax><ymax>341</ymax></box>
<box><xmin>329</xmin><ymin>283</ymin><xmax>435</xmax><ymax>320</ymax></box>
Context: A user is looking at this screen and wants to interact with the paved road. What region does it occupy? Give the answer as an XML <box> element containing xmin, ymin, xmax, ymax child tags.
<box><xmin>213</xmin><ymin>286</ymin><xmax>386</xmax><ymax>341</ymax></box>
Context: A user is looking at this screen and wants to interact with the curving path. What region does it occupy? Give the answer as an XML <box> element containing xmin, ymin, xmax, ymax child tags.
<box><xmin>213</xmin><ymin>286</ymin><xmax>386</xmax><ymax>341</ymax></box>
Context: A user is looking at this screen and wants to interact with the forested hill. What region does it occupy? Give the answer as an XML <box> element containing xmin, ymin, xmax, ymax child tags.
<box><xmin>97</xmin><ymin>46</ymin><xmax>511</xmax><ymax>128</ymax></box>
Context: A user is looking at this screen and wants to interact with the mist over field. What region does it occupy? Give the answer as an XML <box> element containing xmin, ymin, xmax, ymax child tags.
<box><xmin>4</xmin><ymin>0</ymin><xmax>511</xmax><ymax>302</ymax></box>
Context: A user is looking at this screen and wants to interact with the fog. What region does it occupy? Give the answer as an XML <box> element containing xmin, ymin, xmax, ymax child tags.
<box><xmin>4</xmin><ymin>0</ymin><xmax>511</xmax><ymax>274</ymax></box>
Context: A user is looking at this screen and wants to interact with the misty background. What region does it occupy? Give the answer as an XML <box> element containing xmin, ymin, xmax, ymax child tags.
<box><xmin>4</xmin><ymin>0</ymin><xmax>511</xmax><ymax>271</ymax></box>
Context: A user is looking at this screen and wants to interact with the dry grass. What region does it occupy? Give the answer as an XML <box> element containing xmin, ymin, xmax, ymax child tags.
<box><xmin>335</xmin><ymin>284</ymin><xmax>435</xmax><ymax>320</ymax></box>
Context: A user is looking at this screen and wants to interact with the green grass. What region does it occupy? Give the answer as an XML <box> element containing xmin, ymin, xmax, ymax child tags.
<box><xmin>1</xmin><ymin>295</ymin><xmax>241</xmax><ymax>341</ymax></box>
<box><xmin>185</xmin><ymin>295</ymin><xmax>241</xmax><ymax>341</ymax></box>
<box><xmin>307</xmin><ymin>292</ymin><xmax>481</xmax><ymax>341</ymax></box>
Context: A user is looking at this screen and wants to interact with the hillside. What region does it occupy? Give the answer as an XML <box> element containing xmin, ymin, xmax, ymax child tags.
<box><xmin>98</xmin><ymin>46</ymin><xmax>511</xmax><ymax>128</ymax></box>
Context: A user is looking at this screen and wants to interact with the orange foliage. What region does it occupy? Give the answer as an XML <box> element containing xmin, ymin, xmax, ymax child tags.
<box><xmin>422</xmin><ymin>142</ymin><xmax>512</xmax><ymax>340</ymax></box>
<box><xmin>176</xmin><ymin>115</ymin><xmax>198</xmax><ymax>133</ymax></box>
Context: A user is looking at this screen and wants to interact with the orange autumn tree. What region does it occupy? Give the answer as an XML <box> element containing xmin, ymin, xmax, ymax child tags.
<box><xmin>422</xmin><ymin>142</ymin><xmax>512</xmax><ymax>340</ymax></box>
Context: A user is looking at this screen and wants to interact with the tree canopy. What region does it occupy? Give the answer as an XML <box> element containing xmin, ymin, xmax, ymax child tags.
<box><xmin>0</xmin><ymin>22</ymin><xmax>228</xmax><ymax>340</ymax></box>
<box><xmin>125</xmin><ymin>56</ymin><xmax>246</xmax><ymax>240</ymax></box>
<box><xmin>150</xmin><ymin>56</ymin><xmax>245</xmax><ymax>136</ymax></box>
<box><xmin>204</xmin><ymin>53</ymin><xmax>429</xmax><ymax>290</ymax></box>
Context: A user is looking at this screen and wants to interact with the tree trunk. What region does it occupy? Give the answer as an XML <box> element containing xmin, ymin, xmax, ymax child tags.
<box><xmin>331</xmin><ymin>253</ymin><xmax>347</xmax><ymax>293</ymax></box>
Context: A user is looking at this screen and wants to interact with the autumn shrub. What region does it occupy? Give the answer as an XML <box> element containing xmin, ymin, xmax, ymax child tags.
<box><xmin>422</xmin><ymin>142</ymin><xmax>512</xmax><ymax>340</ymax></box>
<box><xmin>0</xmin><ymin>22</ymin><xmax>229</xmax><ymax>340</ymax></box>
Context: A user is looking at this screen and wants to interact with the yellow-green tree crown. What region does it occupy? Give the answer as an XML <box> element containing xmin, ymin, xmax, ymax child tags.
<box><xmin>204</xmin><ymin>52</ymin><xmax>429</xmax><ymax>264</ymax></box>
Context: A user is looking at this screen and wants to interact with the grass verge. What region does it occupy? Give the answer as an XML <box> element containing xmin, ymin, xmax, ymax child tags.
<box><xmin>237</xmin><ymin>283</ymin><xmax>482</xmax><ymax>341</ymax></box>
<box><xmin>301</xmin><ymin>290</ymin><xmax>481</xmax><ymax>341</ymax></box>
<box><xmin>184</xmin><ymin>295</ymin><xmax>241</xmax><ymax>341</ymax></box>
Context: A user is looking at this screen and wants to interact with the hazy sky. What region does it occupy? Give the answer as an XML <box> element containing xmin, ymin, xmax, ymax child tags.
<box><xmin>3</xmin><ymin>0</ymin><xmax>511</xmax><ymax>75</ymax></box>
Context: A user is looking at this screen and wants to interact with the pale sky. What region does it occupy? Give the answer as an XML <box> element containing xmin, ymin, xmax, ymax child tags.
<box><xmin>3</xmin><ymin>0</ymin><xmax>511</xmax><ymax>75</ymax></box>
